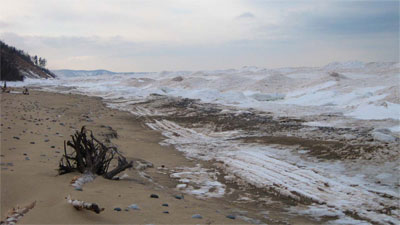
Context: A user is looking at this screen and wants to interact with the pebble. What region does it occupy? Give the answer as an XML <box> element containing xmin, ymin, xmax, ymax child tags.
<box><xmin>23</xmin><ymin>153</ymin><xmax>27</xmax><ymax>156</ymax></box>
<box><xmin>30</xmin><ymin>142</ymin><xmax>35</xmax><ymax>144</ymax></box>
<box><xmin>44</xmin><ymin>139</ymin><xmax>50</xmax><ymax>142</ymax></box>
<box><xmin>162</xmin><ymin>203</ymin><xmax>169</xmax><ymax>207</ymax></box>
<box><xmin>25</xmin><ymin>157</ymin><xmax>30</xmax><ymax>160</ymax></box>
<box><xmin>192</xmin><ymin>214</ymin><xmax>203</xmax><ymax>219</ymax></box>
<box><xmin>163</xmin><ymin>211</ymin><xmax>169</xmax><ymax>214</ymax></box>
<box><xmin>128</xmin><ymin>204</ymin><xmax>140</xmax><ymax>210</ymax></box>
<box><xmin>13</xmin><ymin>136</ymin><xmax>20</xmax><ymax>140</ymax></box>
<box><xmin>114</xmin><ymin>207</ymin><xmax>122</xmax><ymax>211</ymax></box>
<box><xmin>51</xmin><ymin>146</ymin><xmax>56</xmax><ymax>149</ymax></box>
<box><xmin>226</xmin><ymin>215</ymin><xmax>236</xmax><ymax>220</ymax></box>
<box><xmin>174</xmin><ymin>195</ymin><xmax>184</xmax><ymax>200</ymax></box>
<box><xmin>75</xmin><ymin>187</ymin><xmax>83</xmax><ymax>191</ymax></box>
<box><xmin>150</xmin><ymin>194</ymin><xmax>159</xmax><ymax>198</ymax></box>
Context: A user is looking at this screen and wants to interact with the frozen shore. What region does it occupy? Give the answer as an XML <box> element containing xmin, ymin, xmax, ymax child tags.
<box><xmin>8</xmin><ymin>61</ymin><xmax>400</xmax><ymax>224</ymax></box>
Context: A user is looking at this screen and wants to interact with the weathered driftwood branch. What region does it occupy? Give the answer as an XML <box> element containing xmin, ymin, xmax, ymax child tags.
<box><xmin>0</xmin><ymin>201</ymin><xmax>36</xmax><ymax>225</ymax></box>
<box><xmin>70</xmin><ymin>173</ymin><xmax>96</xmax><ymax>190</ymax></box>
<box><xmin>66</xmin><ymin>195</ymin><xmax>104</xmax><ymax>214</ymax></box>
<box><xmin>58</xmin><ymin>126</ymin><xmax>133</xmax><ymax>180</ymax></box>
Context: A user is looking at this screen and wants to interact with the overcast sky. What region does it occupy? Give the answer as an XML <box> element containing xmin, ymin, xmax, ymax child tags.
<box><xmin>0</xmin><ymin>0</ymin><xmax>398</xmax><ymax>72</ymax></box>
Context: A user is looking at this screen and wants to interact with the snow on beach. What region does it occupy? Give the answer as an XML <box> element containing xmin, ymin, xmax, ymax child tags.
<box><xmin>10</xmin><ymin>61</ymin><xmax>400</xmax><ymax>224</ymax></box>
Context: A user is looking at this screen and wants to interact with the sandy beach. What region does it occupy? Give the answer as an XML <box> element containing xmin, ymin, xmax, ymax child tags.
<box><xmin>0</xmin><ymin>89</ymin><xmax>260</xmax><ymax>224</ymax></box>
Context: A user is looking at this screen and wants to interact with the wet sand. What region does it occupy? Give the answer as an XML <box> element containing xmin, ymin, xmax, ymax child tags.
<box><xmin>0</xmin><ymin>90</ymin><xmax>256</xmax><ymax>224</ymax></box>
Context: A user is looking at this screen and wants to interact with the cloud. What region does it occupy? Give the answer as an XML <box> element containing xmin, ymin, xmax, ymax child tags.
<box><xmin>0</xmin><ymin>1</ymin><xmax>398</xmax><ymax>71</ymax></box>
<box><xmin>300</xmin><ymin>1</ymin><xmax>399</xmax><ymax>36</ymax></box>
<box><xmin>237</xmin><ymin>12</ymin><xmax>255</xmax><ymax>19</ymax></box>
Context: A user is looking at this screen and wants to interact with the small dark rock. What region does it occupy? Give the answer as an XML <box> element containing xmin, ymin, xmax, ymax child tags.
<box><xmin>162</xmin><ymin>203</ymin><xmax>169</xmax><ymax>207</ymax></box>
<box><xmin>44</xmin><ymin>139</ymin><xmax>50</xmax><ymax>142</ymax></box>
<box><xmin>174</xmin><ymin>195</ymin><xmax>184</xmax><ymax>200</ymax></box>
<box><xmin>51</xmin><ymin>146</ymin><xmax>56</xmax><ymax>149</ymax></box>
<box><xmin>192</xmin><ymin>214</ymin><xmax>202</xmax><ymax>219</ymax></box>
<box><xmin>226</xmin><ymin>215</ymin><xmax>236</xmax><ymax>220</ymax></box>
<box><xmin>25</xmin><ymin>157</ymin><xmax>30</xmax><ymax>160</ymax></box>
<box><xmin>163</xmin><ymin>211</ymin><xmax>169</xmax><ymax>214</ymax></box>
<box><xmin>30</xmin><ymin>142</ymin><xmax>35</xmax><ymax>144</ymax></box>
<box><xmin>13</xmin><ymin>136</ymin><xmax>20</xmax><ymax>140</ymax></box>
<box><xmin>23</xmin><ymin>153</ymin><xmax>27</xmax><ymax>156</ymax></box>
<box><xmin>150</xmin><ymin>194</ymin><xmax>159</xmax><ymax>198</ymax></box>
<box><xmin>114</xmin><ymin>207</ymin><xmax>122</xmax><ymax>211</ymax></box>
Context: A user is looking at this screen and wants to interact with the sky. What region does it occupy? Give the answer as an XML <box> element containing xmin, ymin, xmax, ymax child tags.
<box><xmin>0</xmin><ymin>0</ymin><xmax>398</xmax><ymax>72</ymax></box>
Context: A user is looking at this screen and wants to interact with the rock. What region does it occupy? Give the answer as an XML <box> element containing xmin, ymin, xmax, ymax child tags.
<box><xmin>23</xmin><ymin>153</ymin><xmax>27</xmax><ymax>156</ymax></box>
<box><xmin>172</xmin><ymin>76</ymin><xmax>184</xmax><ymax>82</ymax></box>
<box><xmin>13</xmin><ymin>136</ymin><xmax>20</xmax><ymax>140</ymax></box>
<box><xmin>25</xmin><ymin>157</ymin><xmax>30</xmax><ymax>160</ymax></box>
<box><xmin>30</xmin><ymin>142</ymin><xmax>35</xmax><ymax>144</ymax></box>
<box><xmin>7</xmin><ymin>162</ymin><xmax>13</xmax><ymax>166</ymax></box>
<box><xmin>174</xmin><ymin>195</ymin><xmax>184</xmax><ymax>200</ymax></box>
<box><xmin>162</xmin><ymin>203</ymin><xmax>168</xmax><ymax>207</ymax></box>
<box><xmin>150</xmin><ymin>194</ymin><xmax>159</xmax><ymax>198</ymax></box>
<box><xmin>40</xmin><ymin>154</ymin><xmax>46</xmax><ymax>157</ymax></box>
<box><xmin>128</xmin><ymin>204</ymin><xmax>140</xmax><ymax>210</ymax></box>
<box><xmin>44</xmin><ymin>139</ymin><xmax>50</xmax><ymax>142</ymax></box>
<box><xmin>192</xmin><ymin>214</ymin><xmax>203</xmax><ymax>219</ymax></box>
<box><xmin>51</xmin><ymin>146</ymin><xmax>56</xmax><ymax>149</ymax></box>
<box><xmin>226</xmin><ymin>215</ymin><xmax>236</xmax><ymax>220</ymax></box>
<box><xmin>163</xmin><ymin>211</ymin><xmax>169</xmax><ymax>214</ymax></box>
<box><xmin>114</xmin><ymin>207</ymin><xmax>122</xmax><ymax>211</ymax></box>
<box><xmin>75</xmin><ymin>187</ymin><xmax>83</xmax><ymax>191</ymax></box>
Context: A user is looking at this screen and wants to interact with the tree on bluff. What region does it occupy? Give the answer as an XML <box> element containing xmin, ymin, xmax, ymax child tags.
<box><xmin>1</xmin><ymin>50</ymin><xmax>23</xmax><ymax>81</ymax></box>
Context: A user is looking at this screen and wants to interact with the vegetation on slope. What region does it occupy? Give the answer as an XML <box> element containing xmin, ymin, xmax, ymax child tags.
<box><xmin>0</xmin><ymin>40</ymin><xmax>55</xmax><ymax>81</ymax></box>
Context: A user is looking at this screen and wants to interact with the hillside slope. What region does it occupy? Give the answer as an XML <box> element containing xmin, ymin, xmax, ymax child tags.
<box><xmin>0</xmin><ymin>40</ymin><xmax>55</xmax><ymax>81</ymax></box>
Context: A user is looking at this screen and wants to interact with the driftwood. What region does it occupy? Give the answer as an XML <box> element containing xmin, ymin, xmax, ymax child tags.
<box><xmin>66</xmin><ymin>195</ymin><xmax>104</xmax><ymax>214</ymax></box>
<box><xmin>59</xmin><ymin>126</ymin><xmax>133</xmax><ymax>180</ymax></box>
<box><xmin>0</xmin><ymin>201</ymin><xmax>36</xmax><ymax>225</ymax></box>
